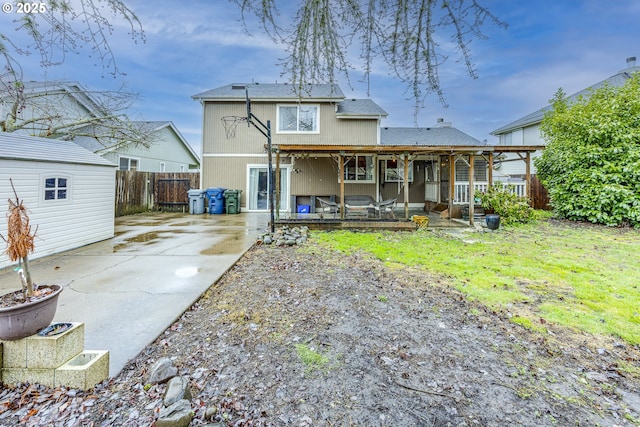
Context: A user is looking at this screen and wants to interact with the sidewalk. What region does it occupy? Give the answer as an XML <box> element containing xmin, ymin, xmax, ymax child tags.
<box><xmin>0</xmin><ymin>212</ymin><xmax>268</xmax><ymax>376</ymax></box>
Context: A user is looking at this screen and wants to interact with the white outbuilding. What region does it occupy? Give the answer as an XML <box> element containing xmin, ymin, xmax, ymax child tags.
<box><xmin>0</xmin><ymin>133</ymin><xmax>117</xmax><ymax>269</ymax></box>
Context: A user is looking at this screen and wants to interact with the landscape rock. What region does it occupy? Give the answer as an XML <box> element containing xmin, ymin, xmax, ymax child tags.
<box><xmin>155</xmin><ymin>399</ymin><xmax>193</xmax><ymax>427</ymax></box>
<box><xmin>258</xmin><ymin>225</ymin><xmax>309</xmax><ymax>246</ymax></box>
<box><xmin>163</xmin><ymin>376</ymin><xmax>192</xmax><ymax>406</ymax></box>
<box><xmin>146</xmin><ymin>357</ymin><xmax>178</xmax><ymax>385</ymax></box>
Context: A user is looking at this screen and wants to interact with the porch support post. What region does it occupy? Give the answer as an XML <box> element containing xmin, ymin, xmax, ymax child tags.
<box><xmin>525</xmin><ymin>151</ymin><xmax>532</xmax><ymax>206</ymax></box>
<box><xmin>275</xmin><ymin>150</ymin><xmax>281</xmax><ymax>220</ymax></box>
<box><xmin>469</xmin><ymin>153</ymin><xmax>475</xmax><ymax>227</ymax></box>
<box><xmin>403</xmin><ymin>153</ymin><xmax>410</xmax><ymax>219</ymax></box>
<box><xmin>448</xmin><ymin>154</ymin><xmax>454</xmax><ymax>219</ymax></box>
<box><xmin>339</xmin><ymin>153</ymin><xmax>345</xmax><ymax>219</ymax></box>
<box><xmin>488</xmin><ymin>152</ymin><xmax>494</xmax><ymax>187</ymax></box>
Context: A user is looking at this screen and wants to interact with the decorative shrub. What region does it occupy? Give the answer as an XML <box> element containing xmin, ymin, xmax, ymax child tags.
<box><xmin>479</xmin><ymin>183</ymin><xmax>534</xmax><ymax>225</ymax></box>
<box><xmin>535</xmin><ymin>75</ymin><xmax>640</xmax><ymax>227</ymax></box>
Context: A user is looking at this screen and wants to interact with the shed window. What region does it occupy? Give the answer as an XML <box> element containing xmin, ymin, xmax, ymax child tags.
<box><xmin>44</xmin><ymin>177</ymin><xmax>68</xmax><ymax>200</ymax></box>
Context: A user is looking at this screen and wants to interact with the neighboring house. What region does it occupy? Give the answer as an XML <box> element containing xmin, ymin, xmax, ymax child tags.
<box><xmin>0</xmin><ymin>133</ymin><xmax>117</xmax><ymax>270</ymax></box>
<box><xmin>0</xmin><ymin>80</ymin><xmax>103</xmax><ymax>136</ymax></box>
<box><xmin>74</xmin><ymin>121</ymin><xmax>200</xmax><ymax>172</ymax></box>
<box><xmin>1</xmin><ymin>81</ymin><xmax>200</xmax><ymax>172</ymax></box>
<box><xmin>193</xmin><ymin>83</ymin><xmax>543</xmax><ymax>219</ymax></box>
<box><xmin>491</xmin><ymin>56</ymin><xmax>640</xmax><ymax>176</ymax></box>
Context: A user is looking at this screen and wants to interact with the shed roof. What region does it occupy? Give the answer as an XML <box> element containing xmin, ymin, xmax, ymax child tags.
<box><xmin>0</xmin><ymin>133</ymin><xmax>115</xmax><ymax>167</ymax></box>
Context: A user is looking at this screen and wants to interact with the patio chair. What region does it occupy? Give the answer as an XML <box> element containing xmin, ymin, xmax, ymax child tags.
<box><xmin>317</xmin><ymin>197</ymin><xmax>340</xmax><ymax>218</ymax></box>
<box><xmin>375</xmin><ymin>198</ymin><xmax>397</xmax><ymax>219</ymax></box>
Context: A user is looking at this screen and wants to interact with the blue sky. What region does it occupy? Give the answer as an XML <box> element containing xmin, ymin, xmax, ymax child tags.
<box><xmin>2</xmin><ymin>0</ymin><xmax>639</xmax><ymax>155</ymax></box>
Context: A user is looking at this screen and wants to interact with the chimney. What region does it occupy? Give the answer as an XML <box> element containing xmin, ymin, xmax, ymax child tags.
<box><xmin>626</xmin><ymin>56</ymin><xmax>637</xmax><ymax>68</ymax></box>
<box><xmin>436</xmin><ymin>118</ymin><xmax>452</xmax><ymax>128</ymax></box>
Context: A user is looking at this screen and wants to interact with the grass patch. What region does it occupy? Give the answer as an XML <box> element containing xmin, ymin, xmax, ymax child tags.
<box><xmin>295</xmin><ymin>343</ymin><xmax>329</xmax><ymax>372</ymax></box>
<box><xmin>313</xmin><ymin>218</ymin><xmax>640</xmax><ymax>344</ymax></box>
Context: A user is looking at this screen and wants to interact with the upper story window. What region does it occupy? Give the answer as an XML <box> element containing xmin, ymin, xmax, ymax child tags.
<box><xmin>277</xmin><ymin>104</ymin><xmax>319</xmax><ymax>133</ymax></box>
<box><xmin>384</xmin><ymin>159</ymin><xmax>414</xmax><ymax>182</ymax></box>
<box><xmin>343</xmin><ymin>155</ymin><xmax>375</xmax><ymax>183</ymax></box>
<box><xmin>44</xmin><ymin>177</ymin><xmax>68</xmax><ymax>201</ymax></box>
<box><xmin>119</xmin><ymin>157</ymin><xmax>139</xmax><ymax>171</ymax></box>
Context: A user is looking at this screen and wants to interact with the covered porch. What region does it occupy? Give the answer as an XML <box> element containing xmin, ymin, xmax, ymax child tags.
<box><xmin>271</xmin><ymin>143</ymin><xmax>545</xmax><ymax>229</ymax></box>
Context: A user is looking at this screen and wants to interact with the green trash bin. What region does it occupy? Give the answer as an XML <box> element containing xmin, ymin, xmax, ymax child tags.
<box><xmin>224</xmin><ymin>190</ymin><xmax>242</xmax><ymax>214</ymax></box>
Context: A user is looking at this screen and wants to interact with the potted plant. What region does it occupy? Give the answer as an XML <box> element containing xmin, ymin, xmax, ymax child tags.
<box><xmin>0</xmin><ymin>179</ymin><xmax>62</xmax><ymax>340</ymax></box>
<box><xmin>478</xmin><ymin>182</ymin><xmax>534</xmax><ymax>229</ymax></box>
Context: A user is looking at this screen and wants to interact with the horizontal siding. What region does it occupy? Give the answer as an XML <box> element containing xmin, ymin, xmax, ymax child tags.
<box><xmin>202</xmin><ymin>102</ymin><xmax>380</xmax><ymax>156</ymax></box>
<box><xmin>104</xmin><ymin>126</ymin><xmax>199</xmax><ymax>172</ymax></box>
<box><xmin>203</xmin><ymin>156</ymin><xmax>266</xmax><ymax>191</ymax></box>
<box><xmin>0</xmin><ymin>160</ymin><xmax>115</xmax><ymax>269</ymax></box>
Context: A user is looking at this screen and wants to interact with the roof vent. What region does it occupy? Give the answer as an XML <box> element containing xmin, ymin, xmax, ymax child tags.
<box><xmin>626</xmin><ymin>56</ymin><xmax>637</xmax><ymax>68</ymax></box>
<box><xmin>231</xmin><ymin>84</ymin><xmax>246</xmax><ymax>90</ymax></box>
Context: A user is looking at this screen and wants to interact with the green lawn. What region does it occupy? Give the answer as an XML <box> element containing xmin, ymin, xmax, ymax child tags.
<box><xmin>312</xmin><ymin>218</ymin><xmax>640</xmax><ymax>344</ymax></box>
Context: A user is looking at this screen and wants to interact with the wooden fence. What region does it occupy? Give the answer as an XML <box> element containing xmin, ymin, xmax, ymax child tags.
<box><xmin>115</xmin><ymin>171</ymin><xmax>200</xmax><ymax>217</ymax></box>
<box><xmin>530</xmin><ymin>175</ymin><xmax>551</xmax><ymax>210</ymax></box>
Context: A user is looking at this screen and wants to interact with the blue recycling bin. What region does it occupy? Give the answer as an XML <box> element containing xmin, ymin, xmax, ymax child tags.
<box><xmin>187</xmin><ymin>189</ymin><xmax>206</xmax><ymax>214</ymax></box>
<box><xmin>206</xmin><ymin>188</ymin><xmax>226</xmax><ymax>214</ymax></box>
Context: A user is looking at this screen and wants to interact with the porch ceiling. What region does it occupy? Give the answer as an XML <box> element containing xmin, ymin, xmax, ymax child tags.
<box><xmin>272</xmin><ymin>144</ymin><xmax>545</xmax><ymax>155</ymax></box>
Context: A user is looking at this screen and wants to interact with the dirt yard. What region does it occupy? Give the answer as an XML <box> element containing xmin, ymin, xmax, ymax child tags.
<box><xmin>1</xmin><ymin>240</ymin><xmax>639</xmax><ymax>426</ymax></box>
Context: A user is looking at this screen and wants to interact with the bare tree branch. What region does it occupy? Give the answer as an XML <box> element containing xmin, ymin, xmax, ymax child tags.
<box><xmin>234</xmin><ymin>0</ymin><xmax>507</xmax><ymax>123</ymax></box>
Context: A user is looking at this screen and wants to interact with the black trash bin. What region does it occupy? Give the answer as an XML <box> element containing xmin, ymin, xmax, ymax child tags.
<box><xmin>224</xmin><ymin>190</ymin><xmax>242</xmax><ymax>214</ymax></box>
<box><xmin>206</xmin><ymin>188</ymin><xmax>226</xmax><ymax>214</ymax></box>
<box><xmin>187</xmin><ymin>189</ymin><xmax>206</xmax><ymax>214</ymax></box>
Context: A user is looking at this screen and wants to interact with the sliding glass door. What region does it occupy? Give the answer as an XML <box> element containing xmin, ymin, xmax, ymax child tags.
<box><xmin>247</xmin><ymin>165</ymin><xmax>289</xmax><ymax>212</ymax></box>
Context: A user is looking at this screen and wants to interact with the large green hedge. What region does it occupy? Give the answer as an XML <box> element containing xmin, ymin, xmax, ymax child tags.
<box><xmin>535</xmin><ymin>73</ymin><xmax>640</xmax><ymax>227</ymax></box>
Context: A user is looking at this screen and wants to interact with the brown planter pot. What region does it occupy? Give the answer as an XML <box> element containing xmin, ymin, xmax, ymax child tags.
<box><xmin>0</xmin><ymin>285</ymin><xmax>63</xmax><ymax>341</ymax></box>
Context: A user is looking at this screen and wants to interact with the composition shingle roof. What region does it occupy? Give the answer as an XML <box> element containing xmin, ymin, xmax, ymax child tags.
<box><xmin>492</xmin><ymin>63</ymin><xmax>640</xmax><ymax>135</ymax></box>
<box><xmin>192</xmin><ymin>83</ymin><xmax>345</xmax><ymax>101</ymax></box>
<box><xmin>336</xmin><ymin>98</ymin><xmax>387</xmax><ymax>117</ymax></box>
<box><xmin>381</xmin><ymin>126</ymin><xmax>483</xmax><ymax>146</ymax></box>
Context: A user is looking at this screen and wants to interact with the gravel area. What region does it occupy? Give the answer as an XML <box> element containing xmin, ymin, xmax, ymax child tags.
<box><xmin>1</xmin><ymin>238</ymin><xmax>639</xmax><ymax>426</ymax></box>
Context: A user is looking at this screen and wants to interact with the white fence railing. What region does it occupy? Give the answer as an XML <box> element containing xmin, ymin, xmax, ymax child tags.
<box><xmin>453</xmin><ymin>182</ymin><xmax>527</xmax><ymax>204</ymax></box>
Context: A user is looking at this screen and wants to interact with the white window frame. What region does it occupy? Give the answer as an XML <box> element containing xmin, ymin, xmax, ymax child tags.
<box><xmin>341</xmin><ymin>155</ymin><xmax>376</xmax><ymax>183</ymax></box>
<box><xmin>276</xmin><ymin>104</ymin><xmax>320</xmax><ymax>134</ymax></box>
<box><xmin>119</xmin><ymin>156</ymin><xmax>139</xmax><ymax>171</ymax></box>
<box><xmin>246</xmin><ymin>164</ymin><xmax>291</xmax><ymax>212</ymax></box>
<box><xmin>384</xmin><ymin>159</ymin><xmax>414</xmax><ymax>183</ymax></box>
<box><xmin>42</xmin><ymin>174</ymin><xmax>71</xmax><ymax>203</ymax></box>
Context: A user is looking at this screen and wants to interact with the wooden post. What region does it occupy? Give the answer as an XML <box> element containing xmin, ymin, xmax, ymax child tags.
<box><xmin>449</xmin><ymin>154</ymin><xmax>455</xmax><ymax>218</ymax></box>
<box><xmin>339</xmin><ymin>153</ymin><xmax>345</xmax><ymax>219</ymax></box>
<box><xmin>275</xmin><ymin>150</ymin><xmax>281</xmax><ymax>219</ymax></box>
<box><xmin>469</xmin><ymin>154</ymin><xmax>475</xmax><ymax>227</ymax></box>
<box><xmin>525</xmin><ymin>151</ymin><xmax>532</xmax><ymax>205</ymax></box>
<box><xmin>404</xmin><ymin>154</ymin><xmax>410</xmax><ymax>219</ymax></box>
<box><xmin>488</xmin><ymin>152</ymin><xmax>493</xmax><ymax>187</ymax></box>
